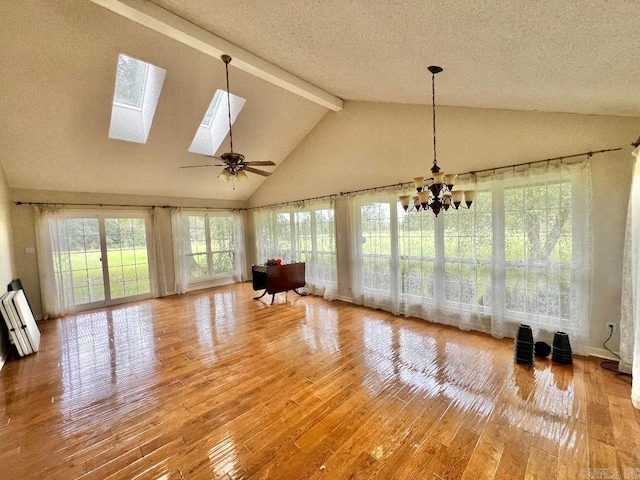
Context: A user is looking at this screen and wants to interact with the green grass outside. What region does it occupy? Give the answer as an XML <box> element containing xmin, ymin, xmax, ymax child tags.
<box><xmin>58</xmin><ymin>248</ymin><xmax>150</xmax><ymax>305</ymax></box>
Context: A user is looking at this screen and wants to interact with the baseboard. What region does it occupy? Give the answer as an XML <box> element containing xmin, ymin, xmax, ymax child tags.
<box><xmin>330</xmin><ymin>294</ymin><xmax>355</xmax><ymax>303</ymax></box>
<box><xmin>319</xmin><ymin>299</ymin><xmax>624</xmax><ymax>364</ymax></box>
<box><xmin>583</xmin><ymin>346</ymin><xmax>620</xmax><ymax>361</ymax></box>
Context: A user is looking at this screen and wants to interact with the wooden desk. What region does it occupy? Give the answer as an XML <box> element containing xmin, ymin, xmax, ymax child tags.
<box><xmin>252</xmin><ymin>262</ymin><xmax>306</xmax><ymax>304</ymax></box>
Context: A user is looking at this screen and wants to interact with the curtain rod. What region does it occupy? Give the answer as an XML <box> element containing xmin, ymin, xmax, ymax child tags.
<box><xmin>13</xmin><ymin>201</ymin><xmax>235</xmax><ymax>211</ymax></box>
<box><xmin>338</xmin><ymin>147</ymin><xmax>622</xmax><ymax>197</ymax></box>
<box><xmin>470</xmin><ymin>147</ymin><xmax>621</xmax><ymax>176</ymax></box>
<box><xmin>245</xmin><ymin>194</ymin><xmax>339</xmax><ymax>211</ymax></box>
<box><xmin>13</xmin><ymin>147</ymin><xmax>623</xmax><ymax>211</ymax></box>
<box><xmin>246</xmin><ymin>147</ymin><xmax>622</xmax><ymax>210</ymax></box>
<box><xmin>14</xmin><ymin>197</ymin><xmax>338</xmax><ymax>213</ymax></box>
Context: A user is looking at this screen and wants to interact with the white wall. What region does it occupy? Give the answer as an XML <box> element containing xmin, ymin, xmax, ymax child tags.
<box><xmin>9</xmin><ymin>188</ymin><xmax>244</xmax><ymax>319</ymax></box>
<box><xmin>248</xmin><ymin>101</ymin><xmax>640</xmax><ymax>356</ymax></box>
<box><xmin>0</xmin><ymin>163</ymin><xmax>16</xmax><ymax>369</ymax></box>
<box><xmin>7</xmin><ymin>101</ymin><xmax>640</xmax><ymax>357</ymax></box>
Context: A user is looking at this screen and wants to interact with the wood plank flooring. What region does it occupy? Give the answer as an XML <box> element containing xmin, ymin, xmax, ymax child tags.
<box><xmin>0</xmin><ymin>282</ymin><xmax>638</xmax><ymax>479</ymax></box>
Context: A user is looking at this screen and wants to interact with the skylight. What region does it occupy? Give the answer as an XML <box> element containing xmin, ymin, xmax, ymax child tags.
<box><xmin>109</xmin><ymin>54</ymin><xmax>166</xmax><ymax>144</ymax></box>
<box><xmin>188</xmin><ymin>90</ymin><xmax>246</xmax><ymax>156</ymax></box>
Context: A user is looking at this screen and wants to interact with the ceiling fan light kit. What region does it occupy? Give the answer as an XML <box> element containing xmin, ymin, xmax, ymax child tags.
<box><xmin>181</xmin><ymin>54</ymin><xmax>275</xmax><ymax>188</ymax></box>
<box><xmin>400</xmin><ymin>66</ymin><xmax>474</xmax><ymax>216</ymax></box>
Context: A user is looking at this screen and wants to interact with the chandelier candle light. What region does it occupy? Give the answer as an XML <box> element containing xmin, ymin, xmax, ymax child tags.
<box><xmin>399</xmin><ymin>66</ymin><xmax>475</xmax><ymax>216</ymax></box>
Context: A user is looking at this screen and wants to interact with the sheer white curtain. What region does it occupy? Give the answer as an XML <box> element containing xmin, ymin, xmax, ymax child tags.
<box><xmin>170</xmin><ymin>207</ymin><xmax>189</xmax><ymax>294</ymax></box>
<box><xmin>172</xmin><ymin>208</ymin><xmax>246</xmax><ymax>292</ymax></box>
<box><xmin>348</xmin><ymin>187</ymin><xmax>493</xmax><ymax>332</ymax></box>
<box><xmin>150</xmin><ymin>207</ymin><xmax>168</xmax><ymax>298</ymax></box>
<box><xmin>493</xmin><ymin>160</ymin><xmax>592</xmax><ymax>345</ymax></box>
<box><xmin>34</xmin><ymin>206</ymin><xmax>74</xmax><ymax>318</ymax></box>
<box><xmin>348</xmin><ymin>160</ymin><xmax>592</xmax><ymax>350</ymax></box>
<box><xmin>233</xmin><ymin>210</ymin><xmax>248</xmax><ymax>282</ymax></box>
<box><xmin>255</xmin><ymin>209</ymin><xmax>291</xmax><ymax>262</ymax></box>
<box><xmin>253</xmin><ymin>200</ymin><xmax>338</xmax><ymax>299</ymax></box>
<box><xmin>621</xmin><ymin>146</ymin><xmax>640</xmax><ymax>408</ymax></box>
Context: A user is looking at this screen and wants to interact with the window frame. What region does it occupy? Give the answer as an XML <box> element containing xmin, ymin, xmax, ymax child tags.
<box><xmin>109</xmin><ymin>53</ymin><xmax>166</xmax><ymax>144</ymax></box>
<box><xmin>255</xmin><ymin>204</ymin><xmax>338</xmax><ymax>290</ymax></box>
<box><xmin>45</xmin><ymin>209</ymin><xmax>156</xmax><ymax>313</ymax></box>
<box><xmin>185</xmin><ymin>212</ymin><xmax>238</xmax><ymax>284</ymax></box>
<box><xmin>351</xmin><ymin>164</ymin><xmax>589</xmax><ymax>337</ymax></box>
<box><xmin>500</xmin><ymin>176</ymin><xmax>578</xmax><ymax>326</ymax></box>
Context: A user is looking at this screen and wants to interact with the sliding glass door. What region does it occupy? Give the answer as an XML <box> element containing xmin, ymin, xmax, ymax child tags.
<box><xmin>105</xmin><ymin>217</ymin><xmax>151</xmax><ymax>300</ymax></box>
<box><xmin>52</xmin><ymin>212</ymin><xmax>153</xmax><ymax>311</ymax></box>
<box><xmin>59</xmin><ymin>217</ymin><xmax>105</xmax><ymax>305</ymax></box>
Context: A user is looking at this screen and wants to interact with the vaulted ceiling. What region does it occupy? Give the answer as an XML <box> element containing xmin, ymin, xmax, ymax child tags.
<box><xmin>152</xmin><ymin>0</ymin><xmax>640</xmax><ymax>116</ymax></box>
<box><xmin>1</xmin><ymin>0</ymin><xmax>638</xmax><ymax>202</ymax></box>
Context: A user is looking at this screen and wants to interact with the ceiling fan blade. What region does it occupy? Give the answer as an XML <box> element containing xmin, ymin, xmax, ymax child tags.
<box><xmin>243</xmin><ymin>161</ymin><xmax>276</xmax><ymax>166</ymax></box>
<box><xmin>180</xmin><ymin>164</ymin><xmax>225</xmax><ymax>168</ymax></box>
<box><xmin>244</xmin><ymin>167</ymin><xmax>271</xmax><ymax>177</ymax></box>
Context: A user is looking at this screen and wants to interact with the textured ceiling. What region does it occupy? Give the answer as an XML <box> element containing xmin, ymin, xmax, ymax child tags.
<box><xmin>0</xmin><ymin>0</ymin><xmax>327</xmax><ymax>201</ymax></box>
<box><xmin>152</xmin><ymin>0</ymin><xmax>640</xmax><ymax>116</ymax></box>
<box><xmin>1</xmin><ymin>0</ymin><xmax>638</xmax><ymax>204</ymax></box>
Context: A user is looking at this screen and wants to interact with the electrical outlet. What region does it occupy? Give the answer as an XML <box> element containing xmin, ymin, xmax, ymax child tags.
<box><xmin>606</xmin><ymin>322</ymin><xmax>617</xmax><ymax>334</ymax></box>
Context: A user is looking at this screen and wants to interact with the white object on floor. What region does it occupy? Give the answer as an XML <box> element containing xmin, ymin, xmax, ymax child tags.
<box><xmin>11</xmin><ymin>290</ymin><xmax>40</xmax><ymax>353</ymax></box>
<box><xmin>0</xmin><ymin>290</ymin><xmax>41</xmax><ymax>357</ymax></box>
<box><xmin>1</xmin><ymin>292</ymin><xmax>31</xmax><ymax>356</ymax></box>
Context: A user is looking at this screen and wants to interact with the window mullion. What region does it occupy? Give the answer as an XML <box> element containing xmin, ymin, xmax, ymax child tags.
<box><xmin>310</xmin><ymin>209</ymin><xmax>318</xmax><ymax>281</ymax></box>
<box><xmin>570</xmin><ymin>172</ymin><xmax>585</xmax><ymax>331</ymax></box>
<box><xmin>290</xmin><ymin>212</ymin><xmax>296</xmax><ymax>262</ymax></box>
<box><xmin>390</xmin><ymin>201</ymin><xmax>399</xmax><ymax>309</ymax></box>
<box><xmin>205</xmin><ymin>214</ymin><xmax>213</xmax><ymax>276</ymax></box>
<box><xmin>433</xmin><ymin>213</ymin><xmax>445</xmax><ymax>307</ymax></box>
<box><xmin>98</xmin><ymin>216</ymin><xmax>111</xmax><ymax>303</ymax></box>
<box><xmin>491</xmin><ymin>185</ymin><xmax>506</xmax><ymax>337</ymax></box>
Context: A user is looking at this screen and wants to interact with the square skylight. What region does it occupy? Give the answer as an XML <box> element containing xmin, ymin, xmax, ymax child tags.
<box><xmin>188</xmin><ymin>90</ymin><xmax>246</xmax><ymax>156</ymax></box>
<box><xmin>109</xmin><ymin>54</ymin><xmax>166</xmax><ymax>144</ymax></box>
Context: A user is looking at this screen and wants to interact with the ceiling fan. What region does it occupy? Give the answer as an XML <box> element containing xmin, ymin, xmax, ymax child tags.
<box><xmin>180</xmin><ymin>54</ymin><xmax>275</xmax><ymax>185</ymax></box>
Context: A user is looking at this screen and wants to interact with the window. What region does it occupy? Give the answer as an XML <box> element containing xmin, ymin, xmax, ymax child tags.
<box><xmin>274</xmin><ymin>212</ymin><xmax>293</xmax><ymax>263</ymax></box>
<box><xmin>255</xmin><ymin>204</ymin><xmax>337</xmax><ymax>296</ymax></box>
<box><xmin>503</xmin><ymin>180</ymin><xmax>573</xmax><ymax>324</ymax></box>
<box><xmin>398</xmin><ymin>204</ymin><xmax>436</xmax><ymax>300</ymax></box>
<box><xmin>105</xmin><ymin>217</ymin><xmax>151</xmax><ymax>299</ymax></box>
<box><xmin>360</xmin><ymin>202</ymin><xmax>393</xmax><ymax>294</ymax></box>
<box><xmin>109</xmin><ymin>54</ymin><xmax>166</xmax><ymax>144</ymax></box>
<box><xmin>351</xmin><ymin>162</ymin><xmax>591</xmax><ymax>342</ymax></box>
<box><xmin>185</xmin><ymin>213</ymin><xmax>237</xmax><ymax>281</ymax></box>
<box><xmin>314</xmin><ymin>209</ymin><xmax>337</xmax><ymax>286</ymax></box>
<box><xmin>188</xmin><ymin>90</ymin><xmax>246</xmax><ymax>156</ymax></box>
<box><xmin>36</xmin><ymin>210</ymin><xmax>154</xmax><ymax>317</ymax></box>
<box><xmin>443</xmin><ymin>190</ymin><xmax>492</xmax><ymax>310</ymax></box>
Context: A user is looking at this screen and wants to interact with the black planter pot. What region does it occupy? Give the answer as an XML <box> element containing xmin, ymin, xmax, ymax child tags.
<box><xmin>514</xmin><ymin>325</ymin><xmax>534</xmax><ymax>366</ymax></box>
<box><xmin>552</xmin><ymin>332</ymin><xmax>572</xmax><ymax>365</ymax></box>
<box><xmin>516</xmin><ymin>324</ymin><xmax>534</xmax><ymax>343</ymax></box>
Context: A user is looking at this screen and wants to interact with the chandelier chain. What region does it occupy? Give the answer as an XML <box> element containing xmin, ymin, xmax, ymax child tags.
<box><xmin>432</xmin><ymin>71</ymin><xmax>437</xmax><ymax>169</ymax></box>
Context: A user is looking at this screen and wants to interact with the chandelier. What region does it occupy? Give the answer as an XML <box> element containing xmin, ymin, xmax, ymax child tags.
<box><xmin>399</xmin><ymin>66</ymin><xmax>474</xmax><ymax>216</ymax></box>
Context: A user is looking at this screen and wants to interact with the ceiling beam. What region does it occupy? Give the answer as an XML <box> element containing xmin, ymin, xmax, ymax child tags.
<box><xmin>88</xmin><ymin>0</ymin><xmax>344</xmax><ymax>111</ymax></box>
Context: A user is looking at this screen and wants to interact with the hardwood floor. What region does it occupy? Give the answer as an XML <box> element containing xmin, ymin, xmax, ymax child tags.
<box><xmin>0</xmin><ymin>282</ymin><xmax>638</xmax><ymax>479</ymax></box>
